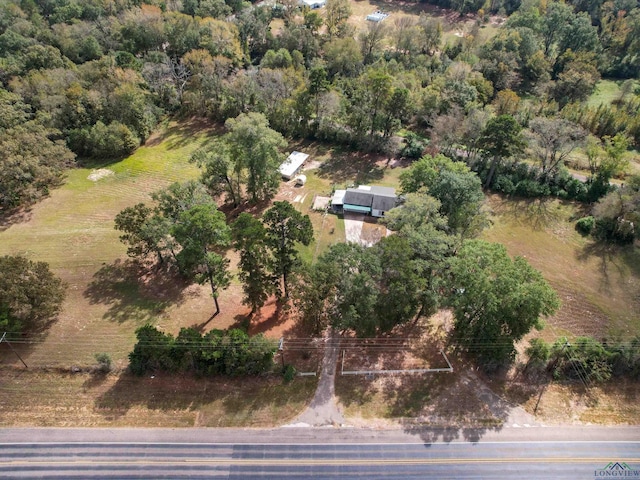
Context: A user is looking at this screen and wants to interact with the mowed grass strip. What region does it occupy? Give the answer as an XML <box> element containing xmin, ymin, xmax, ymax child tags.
<box><xmin>0</xmin><ymin>368</ymin><xmax>317</xmax><ymax>428</ymax></box>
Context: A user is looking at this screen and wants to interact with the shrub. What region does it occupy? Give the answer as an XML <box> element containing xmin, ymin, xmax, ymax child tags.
<box><xmin>129</xmin><ymin>325</ymin><xmax>277</xmax><ymax>376</ymax></box>
<box><xmin>575</xmin><ymin>216</ymin><xmax>595</xmax><ymax>235</ymax></box>
<box><xmin>401</xmin><ymin>132</ymin><xmax>428</xmax><ymax>159</ymax></box>
<box><xmin>283</xmin><ymin>364</ymin><xmax>296</xmax><ymax>383</ymax></box>
<box><xmin>493</xmin><ymin>175</ymin><xmax>516</xmax><ymax>194</ymax></box>
<box><xmin>515</xmin><ymin>179</ymin><xmax>550</xmax><ymax>197</ymax></box>
<box><xmin>95</xmin><ymin>353</ymin><xmax>112</xmax><ymax>373</ymax></box>
<box><xmin>69</xmin><ymin>121</ymin><xmax>139</xmax><ymax>158</ymax></box>
<box><xmin>525</xmin><ymin>338</ymin><xmax>550</xmax><ymax>372</ymax></box>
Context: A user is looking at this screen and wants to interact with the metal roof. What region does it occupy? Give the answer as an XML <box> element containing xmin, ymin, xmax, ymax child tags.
<box><xmin>279</xmin><ymin>151</ymin><xmax>309</xmax><ymax>179</ymax></box>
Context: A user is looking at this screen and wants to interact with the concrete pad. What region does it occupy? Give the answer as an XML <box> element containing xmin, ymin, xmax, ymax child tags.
<box><xmin>344</xmin><ymin>213</ymin><xmax>365</xmax><ymax>244</ymax></box>
<box><xmin>312</xmin><ymin>195</ymin><xmax>331</xmax><ymax>211</ymax></box>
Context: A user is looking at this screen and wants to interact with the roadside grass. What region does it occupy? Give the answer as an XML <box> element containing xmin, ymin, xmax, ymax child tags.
<box><xmin>335</xmin><ymin>369</ymin><xmax>505</xmax><ymax>429</ymax></box>
<box><xmin>0</xmin><ymin>368</ymin><xmax>317</xmax><ymax>428</ymax></box>
<box><xmin>482</xmin><ymin>194</ymin><xmax>640</xmax><ymax>339</ymax></box>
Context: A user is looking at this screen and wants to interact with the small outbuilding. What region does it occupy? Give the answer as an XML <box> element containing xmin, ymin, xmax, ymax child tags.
<box><xmin>279</xmin><ymin>151</ymin><xmax>309</xmax><ymax>180</ymax></box>
<box><xmin>294</xmin><ymin>174</ymin><xmax>307</xmax><ymax>186</ymax></box>
<box><xmin>331</xmin><ymin>189</ymin><xmax>347</xmax><ymax>213</ymax></box>
<box><xmin>299</xmin><ymin>0</ymin><xmax>326</xmax><ymax>8</ymax></box>
<box><xmin>366</xmin><ymin>10</ymin><xmax>389</xmax><ymax>22</ymax></box>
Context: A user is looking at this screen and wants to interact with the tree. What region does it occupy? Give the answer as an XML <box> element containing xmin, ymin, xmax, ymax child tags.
<box><xmin>308</xmin><ymin>242</ymin><xmax>380</xmax><ymax>336</ymax></box>
<box><xmin>383</xmin><ymin>193</ymin><xmax>455</xmax><ymax>319</ymax></box>
<box><xmin>448</xmin><ymin>240</ymin><xmax>559</xmax><ymax>369</ymax></box>
<box><xmin>0</xmin><ymin>255</ymin><xmax>66</xmax><ymax>334</ymax></box>
<box><xmin>294</xmin><ymin>238</ymin><xmax>421</xmax><ymax>336</ymax></box>
<box><xmin>400</xmin><ymin>154</ymin><xmax>486</xmax><ymax>239</ymax></box>
<box><xmin>151</xmin><ymin>180</ymin><xmax>212</xmax><ymax>223</ymax></box>
<box><xmin>224</xmin><ymin>112</ymin><xmax>287</xmax><ymax>203</ymax></box>
<box><xmin>477</xmin><ymin>114</ymin><xmax>527</xmax><ymax>188</ymax></box>
<box><xmin>373</xmin><ymin>235</ymin><xmax>420</xmax><ymax>332</ymax></box>
<box><xmin>587</xmin><ymin>134</ymin><xmax>631</xmax><ymax>181</ymax></box>
<box><xmin>592</xmin><ymin>175</ymin><xmax>640</xmax><ymax>244</ymax></box>
<box><xmin>526</xmin><ymin>117</ymin><xmax>586</xmax><ymax>179</ymax></box>
<box><xmin>115</xmin><ymin>203</ymin><xmax>170</xmax><ymax>263</ymax></box>
<box><xmin>191</xmin><ymin>142</ymin><xmax>243</xmax><ymax>207</ymax></box>
<box><xmin>324</xmin><ymin>37</ymin><xmax>363</xmax><ymax>78</ymax></box>
<box><xmin>325</xmin><ymin>0</ymin><xmax>352</xmax><ymax>38</ymax></box>
<box><xmin>232</xmin><ymin>213</ymin><xmax>276</xmax><ymax>314</ymax></box>
<box><xmin>172</xmin><ymin>203</ymin><xmax>231</xmax><ymax>316</ymax></box>
<box><xmin>263</xmin><ymin>201</ymin><xmax>313</xmax><ymax>299</ymax></box>
<box><xmin>0</xmin><ymin>89</ymin><xmax>76</xmax><ymax>210</ymax></box>
<box><xmin>358</xmin><ymin>21</ymin><xmax>387</xmax><ymax>64</ymax></box>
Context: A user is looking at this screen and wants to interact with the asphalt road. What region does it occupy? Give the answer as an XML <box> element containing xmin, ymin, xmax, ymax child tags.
<box><xmin>1</xmin><ymin>427</ymin><xmax>639</xmax><ymax>479</ymax></box>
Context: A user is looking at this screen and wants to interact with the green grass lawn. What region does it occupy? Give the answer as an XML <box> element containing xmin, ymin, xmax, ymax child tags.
<box><xmin>587</xmin><ymin>79</ymin><xmax>639</xmax><ymax>107</ymax></box>
<box><xmin>0</xmin><ymin>120</ymin><xmax>215</xmax><ymax>368</ymax></box>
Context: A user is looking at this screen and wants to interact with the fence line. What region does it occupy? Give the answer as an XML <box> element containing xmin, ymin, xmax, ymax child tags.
<box><xmin>340</xmin><ymin>350</ymin><xmax>453</xmax><ymax>376</ymax></box>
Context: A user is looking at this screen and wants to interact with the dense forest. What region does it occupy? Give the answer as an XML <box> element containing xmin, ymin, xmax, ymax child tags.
<box><xmin>1</xmin><ymin>0</ymin><xmax>639</xmax><ymax>210</ymax></box>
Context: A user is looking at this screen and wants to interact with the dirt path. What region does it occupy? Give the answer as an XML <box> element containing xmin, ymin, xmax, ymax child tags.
<box><xmin>287</xmin><ymin>330</ymin><xmax>345</xmax><ymax>427</ymax></box>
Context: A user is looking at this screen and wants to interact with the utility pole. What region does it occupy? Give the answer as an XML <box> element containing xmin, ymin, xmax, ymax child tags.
<box><xmin>278</xmin><ymin>337</ymin><xmax>285</xmax><ymax>369</ymax></box>
<box><xmin>0</xmin><ymin>332</ymin><xmax>28</xmax><ymax>368</ymax></box>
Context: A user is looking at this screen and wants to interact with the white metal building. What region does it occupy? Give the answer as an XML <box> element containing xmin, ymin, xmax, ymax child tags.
<box><xmin>299</xmin><ymin>0</ymin><xmax>326</xmax><ymax>8</ymax></box>
<box><xmin>279</xmin><ymin>151</ymin><xmax>309</xmax><ymax>180</ymax></box>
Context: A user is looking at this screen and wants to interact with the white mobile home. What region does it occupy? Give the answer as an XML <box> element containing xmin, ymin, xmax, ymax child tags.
<box><xmin>279</xmin><ymin>151</ymin><xmax>309</xmax><ymax>180</ymax></box>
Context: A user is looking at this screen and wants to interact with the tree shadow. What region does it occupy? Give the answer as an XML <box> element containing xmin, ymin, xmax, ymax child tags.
<box><xmin>317</xmin><ymin>149</ymin><xmax>385</xmax><ymax>185</ymax></box>
<box><xmin>83</xmin><ymin>259</ymin><xmax>193</xmax><ymax>324</ymax></box>
<box><xmin>0</xmin><ymin>206</ymin><xmax>33</xmax><ymax>233</ymax></box>
<box><xmin>578</xmin><ymin>239</ymin><xmax>640</xmax><ymax>280</ymax></box>
<box><xmin>148</xmin><ymin>117</ymin><xmax>223</xmax><ymax>151</ymax></box>
<box><xmin>502</xmin><ymin>196</ymin><xmax>564</xmax><ymax>231</ymax></box>
<box><xmin>335</xmin><ymin>339</ymin><xmax>543</xmax><ymax>444</ymax></box>
<box><xmin>93</xmin><ymin>371</ymin><xmax>313</xmax><ymax>423</ymax></box>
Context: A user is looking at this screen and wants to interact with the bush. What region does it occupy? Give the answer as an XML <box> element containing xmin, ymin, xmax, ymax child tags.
<box><xmin>493</xmin><ymin>175</ymin><xmax>516</xmax><ymax>195</ymax></box>
<box><xmin>95</xmin><ymin>353</ymin><xmax>112</xmax><ymax>373</ymax></box>
<box><xmin>401</xmin><ymin>132</ymin><xmax>428</xmax><ymax>159</ymax></box>
<box><xmin>593</xmin><ymin>217</ymin><xmax>635</xmax><ymax>244</ymax></box>
<box><xmin>129</xmin><ymin>325</ymin><xmax>277</xmax><ymax>376</ymax></box>
<box><xmin>69</xmin><ymin>121</ymin><xmax>139</xmax><ymax>158</ymax></box>
<box><xmin>575</xmin><ymin>216</ymin><xmax>595</xmax><ymax>235</ymax></box>
<box><xmin>525</xmin><ymin>338</ymin><xmax>550</xmax><ymax>372</ymax></box>
<box><xmin>515</xmin><ymin>179</ymin><xmax>550</xmax><ymax>197</ymax></box>
<box><xmin>283</xmin><ymin>364</ymin><xmax>296</xmax><ymax>383</ymax></box>
<box><xmin>549</xmin><ymin>337</ymin><xmax>640</xmax><ymax>383</ymax></box>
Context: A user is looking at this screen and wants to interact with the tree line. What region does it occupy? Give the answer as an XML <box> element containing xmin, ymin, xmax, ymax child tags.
<box><xmin>2</xmin><ymin>0</ymin><xmax>639</xmax><ymax>215</ymax></box>
<box><xmin>129</xmin><ymin>325</ymin><xmax>277</xmax><ymax>376</ymax></box>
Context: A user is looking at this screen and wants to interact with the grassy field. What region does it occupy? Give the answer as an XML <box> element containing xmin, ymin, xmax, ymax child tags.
<box><xmin>482</xmin><ymin>195</ymin><xmax>640</xmax><ymax>339</ymax></box>
<box><xmin>2</xmin><ymin>116</ymin><xmax>639</xmax><ymax>428</ymax></box>
<box><xmin>0</xmin><ymin>119</ymin><xmax>224</xmax><ymax>367</ymax></box>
